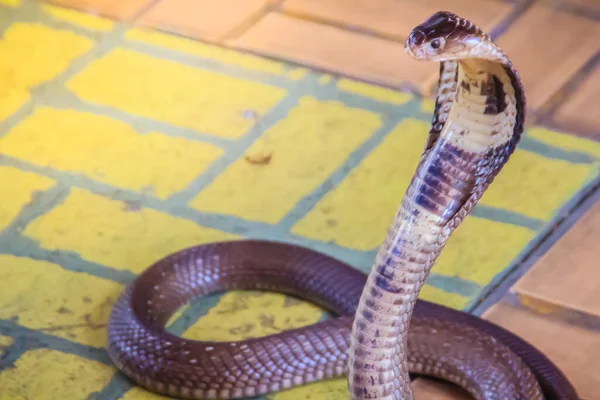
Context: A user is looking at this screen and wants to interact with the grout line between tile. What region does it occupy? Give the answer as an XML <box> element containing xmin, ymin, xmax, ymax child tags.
<box><xmin>0</xmin><ymin>319</ymin><xmax>113</xmax><ymax>370</ymax></box>
<box><xmin>0</xmin><ymin>336</ymin><xmax>28</xmax><ymax>370</ymax></box>
<box><xmin>93</xmin><ymin>291</ymin><xmax>228</xmax><ymax>400</ymax></box>
<box><xmin>517</xmin><ymin>134</ymin><xmax>598</xmax><ymax>164</ymax></box>
<box><xmin>0</xmin><ymin>58</ymin><xmax>595</xmax><ymax>308</ymax></box>
<box><xmin>121</xmin><ymin>38</ymin><xmax>299</xmax><ymax>84</ymax></box>
<box><xmin>470</xmin><ymin>205</ymin><xmax>545</xmax><ymax>231</ymax></box>
<box><xmin>0</xmin><ymin>150</ymin><xmax>482</xmax><ymax>300</ymax></box>
<box><xmin>0</xmin><ymin>11</ymin><xmax>129</xmax><ymax>143</ymax></box>
<box><xmin>276</xmin><ymin>100</ymin><xmax>419</xmax><ymax>231</ymax></box>
<box><xmin>165</xmin><ymin>293</ymin><xmax>224</xmax><ymax>337</ymax></box>
<box><xmin>30</xmin><ymin>3</ymin><xmax>117</xmax><ymax>38</ymax></box>
<box><xmin>0</xmin><ymin>233</ymin><xmax>137</xmax><ymax>286</ymax></box>
<box><xmin>166</xmin><ymin>87</ymin><xmax>302</xmax><ymax>204</ymax></box>
<box><xmin>103</xmin><ymin>33</ymin><xmax>600</xmax><ymax>150</ymax></box>
<box><xmin>29</xmin><ymin>84</ymin><xmax>236</xmax><ymax>149</ymax></box>
<box><xmin>0</xmin><ymin>4</ymin><xmax>20</xmax><ymax>32</ymax></box>
<box><xmin>0</xmin><ymin>182</ymin><xmax>69</xmax><ymax>240</ymax></box>
<box><xmin>0</xmin><ymin>5</ymin><xmax>595</xmax><ymax>265</ymax></box>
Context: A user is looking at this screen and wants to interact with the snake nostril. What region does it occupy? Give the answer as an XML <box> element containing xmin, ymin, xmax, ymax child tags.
<box><xmin>408</xmin><ymin>29</ymin><xmax>426</xmax><ymax>47</ymax></box>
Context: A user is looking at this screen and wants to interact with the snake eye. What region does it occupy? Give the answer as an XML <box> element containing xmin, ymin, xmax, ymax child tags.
<box><xmin>430</xmin><ymin>38</ymin><xmax>441</xmax><ymax>49</ymax></box>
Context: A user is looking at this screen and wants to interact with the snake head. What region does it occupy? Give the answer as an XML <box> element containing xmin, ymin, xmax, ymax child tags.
<box><xmin>405</xmin><ymin>11</ymin><xmax>488</xmax><ymax>61</ymax></box>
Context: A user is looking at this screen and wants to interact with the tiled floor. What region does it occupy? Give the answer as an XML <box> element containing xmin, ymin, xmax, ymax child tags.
<box><xmin>0</xmin><ymin>0</ymin><xmax>599</xmax><ymax>399</ymax></box>
<box><xmin>40</xmin><ymin>0</ymin><xmax>600</xmax><ymax>138</ymax></box>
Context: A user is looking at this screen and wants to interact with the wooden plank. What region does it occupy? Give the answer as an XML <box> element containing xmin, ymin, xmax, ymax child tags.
<box><xmin>44</xmin><ymin>0</ymin><xmax>150</xmax><ymax>20</ymax></box>
<box><xmin>513</xmin><ymin>201</ymin><xmax>600</xmax><ymax>318</ymax></box>
<box><xmin>228</xmin><ymin>13</ymin><xmax>437</xmax><ymax>90</ymax></box>
<box><xmin>494</xmin><ymin>4</ymin><xmax>600</xmax><ymax>109</ymax></box>
<box><xmin>565</xmin><ymin>0</ymin><xmax>600</xmax><ymax>12</ymax></box>
<box><xmin>412</xmin><ymin>377</ymin><xmax>471</xmax><ymax>399</ymax></box>
<box><xmin>484</xmin><ymin>302</ymin><xmax>599</xmax><ymax>399</ymax></box>
<box><xmin>552</xmin><ymin>64</ymin><xmax>600</xmax><ymax>140</ymax></box>
<box><xmin>282</xmin><ymin>0</ymin><xmax>511</xmax><ymax>39</ymax></box>
<box><xmin>137</xmin><ymin>0</ymin><xmax>270</xmax><ymax>42</ymax></box>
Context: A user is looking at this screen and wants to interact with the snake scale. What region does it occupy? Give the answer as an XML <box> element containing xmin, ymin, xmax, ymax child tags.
<box><xmin>107</xmin><ymin>11</ymin><xmax>579</xmax><ymax>400</ymax></box>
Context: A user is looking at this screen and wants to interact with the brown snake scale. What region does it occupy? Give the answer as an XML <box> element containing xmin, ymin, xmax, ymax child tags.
<box><xmin>108</xmin><ymin>11</ymin><xmax>579</xmax><ymax>400</ymax></box>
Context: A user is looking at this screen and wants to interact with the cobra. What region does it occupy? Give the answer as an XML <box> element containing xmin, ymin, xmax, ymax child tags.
<box><xmin>107</xmin><ymin>11</ymin><xmax>579</xmax><ymax>400</ymax></box>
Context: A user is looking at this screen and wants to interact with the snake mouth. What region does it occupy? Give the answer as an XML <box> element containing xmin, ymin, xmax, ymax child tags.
<box><xmin>405</xmin><ymin>29</ymin><xmax>425</xmax><ymax>59</ymax></box>
<box><xmin>404</xmin><ymin>41</ymin><xmax>420</xmax><ymax>59</ymax></box>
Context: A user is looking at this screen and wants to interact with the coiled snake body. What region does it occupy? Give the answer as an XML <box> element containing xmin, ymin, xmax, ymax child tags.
<box><xmin>108</xmin><ymin>11</ymin><xmax>579</xmax><ymax>400</ymax></box>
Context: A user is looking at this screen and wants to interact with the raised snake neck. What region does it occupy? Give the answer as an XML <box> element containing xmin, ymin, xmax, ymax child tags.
<box><xmin>107</xmin><ymin>11</ymin><xmax>579</xmax><ymax>400</ymax></box>
<box><xmin>347</xmin><ymin>12</ymin><xmax>526</xmax><ymax>399</ymax></box>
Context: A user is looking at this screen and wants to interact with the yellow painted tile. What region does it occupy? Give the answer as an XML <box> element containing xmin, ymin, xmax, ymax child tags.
<box><xmin>0</xmin><ymin>23</ymin><xmax>90</xmax><ymax>122</ymax></box>
<box><xmin>420</xmin><ymin>97</ymin><xmax>436</xmax><ymax>113</ymax></box>
<box><xmin>41</xmin><ymin>4</ymin><xmax>114</xmax><ymax>31</ymax></box>
<box><xmin>337</xmin><ymin>78</ymin><xmax>413</xmax><ymax>105</ymax></box>
<box><xmin>23</xmin><ymin>188</ymin><xmax>238</xmax><ymax>273</ymax></box>
<box><xmin>418</xmin><ymin>285</ymin><xmax>470</xmax><ymax>310</ymax></box>
<box><xmin>0</xmin><ymin>89</ymin><xmax>29</xmax><ymax>122</ymax></box>
<box><xmin>526</xmin><ymin>127</ymin><xmax>600</xmax><ymax>159</ymax></box>
<box><xmin>66</xmin><ymin>48</ymin><xmax>287</xmax><ymax>139</ymax></box>
<box><xmin>0</xmin><ymin>166</ymin><xmax>54</xmax><ymax>231</ymax></box>
<box><xmin>479</xmin><ymin>150</ymin><xmax>597</xmax><ymax>221</ymax></box>
<box><xmin>318</xmin><ymin>74</ymin><xmax>332</xmax><ymax>85</ymax></box>
<box><xmin>0</xmin><ymin>335</ymin><xmax>13</xmax><ymax>347</ymax></box>
<box><xmin>190</xmin><ymin>97</ymin><xmax>382</xmax><ymax>223</ymax></box>
<box><xmin>165</xmin><ymin>303</ymin><xmax>191</xmax><ymax>327</ymax></box>
<box><xmin>0</xmin><ymin>348</ymin><xmax>114</xmax><ymax>399</ymax></box>
<box><xmin>0</xmin><ymin>0</ymin><xmax>20</xmax><ymax>7</ymax></box>
<box><xmin>0</xmin><ymin>108</ymin><xmax>222</xmax><ymax>199</ymax></box>
<box><xmin>0</xmin><ymin>335</ymin><xmax>14</xmax><ymax>359</ymax></box>
<box><xmin>291</xmin><ymin>118</ymin><xmax>427</xmax><ymax>250</ymax></box>
<box><xmin>0</xmin><ymin>23</ymin><xmax>92</xmax><ymax>89</ymax></box>
<box><xmin>181</xmin><ymin>291</ymin><xmax>323</xmax><ymax>341</ymax></box>
<box><xmin>0</xmin><ymin>255</ymin><xmax>122</xmax><ymax>347</ymax></box>
<box><xmin>124</xmin><ymin>28</ymin><xmax>285</xmax><ymax>75</ymax></box>
<box><xmin>432</xmin><ymin>217</ymin><xmax>536</xmax><ymax>286</ymax></box>
<box><xmin>287</xmin><ymin>67</ymin><xmax>308</xmax><ymax>80</ymax></box>
<box><xmin>177</xmin><ymin>290</ymin><xmax>347</xmax><ymax>399</ymax></box>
